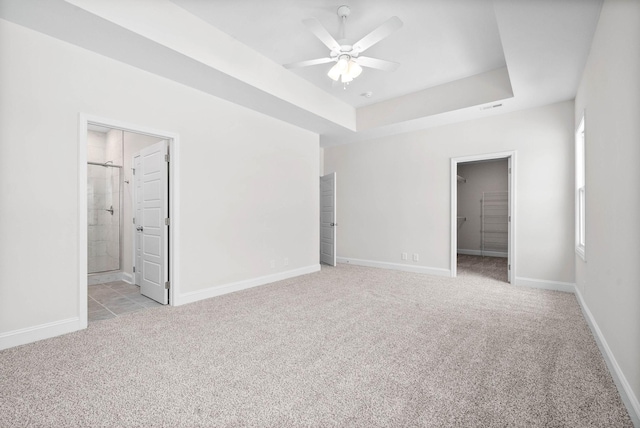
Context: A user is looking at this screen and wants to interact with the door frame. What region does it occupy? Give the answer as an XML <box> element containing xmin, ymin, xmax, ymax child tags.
<box><xmin>450</xmin><ymin>150</ymin><xmax>516</xmax><ymax>281</ymax></box>
<box><xmin>78</xmin><ymin>113</ymin><xmax>180</xmax><ymax>328</ymax></box>
<box><xmin>132</xmin><ymin>153</ymin><xmax>142</xmax><ymax>287</ymax></box>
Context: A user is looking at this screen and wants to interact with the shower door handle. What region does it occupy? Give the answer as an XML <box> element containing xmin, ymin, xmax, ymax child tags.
<box><xmin>136</xmin><ymin>226</ymin><xmax>144</xmax><ymax>232</ymax></box>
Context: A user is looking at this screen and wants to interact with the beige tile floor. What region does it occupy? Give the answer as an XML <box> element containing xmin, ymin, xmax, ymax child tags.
<box><xmin>88</xmin><ymin>281</ymin><xmax>162</xmax><ymax>322</ymax></box>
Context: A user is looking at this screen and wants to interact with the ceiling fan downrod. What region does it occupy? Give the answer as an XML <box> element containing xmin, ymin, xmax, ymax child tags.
<box><xmin>337</xmin><ymin>5</ymin><xmax>351</xmax><ymax>41</ymax></box>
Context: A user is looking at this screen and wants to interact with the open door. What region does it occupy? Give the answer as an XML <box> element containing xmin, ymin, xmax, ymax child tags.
<box><xmin>134</xmin><ymin>140</ymin><xmax>169</xmax><ymax>304</ymax></box>
<box><xmin>507</xmin><ymin>156</ymin><xmax>512</xmax><ymax>283</ymax></box>
<box><xmin>320</xmin><ymin>172</ymin><xmax>337</xmax><ymax>266</ymax></box>
<box><xmin>134</xmin><ymin>154</ymin><xmax>143</xmax><ymax>287</ymax></box>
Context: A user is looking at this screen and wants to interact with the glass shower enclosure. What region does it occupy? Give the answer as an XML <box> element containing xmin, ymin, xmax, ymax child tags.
<box><xmin>87</xmin><ymin>162</ymin><xmax>122</xmax><ymax>273</ymax></box>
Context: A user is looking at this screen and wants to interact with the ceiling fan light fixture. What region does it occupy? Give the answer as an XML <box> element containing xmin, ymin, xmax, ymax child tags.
<box><xmin>336</xmin><ymin>56</ymin><xmax>349</xmax><ymax>71</ymax></box>
<box><xmin>327</xmin><ymin>64</ymin><xmax>342</xmax><ymax>81</ymax></box>
<box><xmin>328</xmin><ymin>55</ymin><xmax>363</xmax><ymax>83</ymax></box>
<box><xmin>347</xmin><ymin>60</ymin><xmax>362</xmax><ymax>79</ymax></box>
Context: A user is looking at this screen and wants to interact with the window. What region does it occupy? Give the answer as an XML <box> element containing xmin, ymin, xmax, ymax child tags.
<box><xmin>576</xmin><ymin>116</ymin><xmax>586</xmax><ymax>260</ymax></box>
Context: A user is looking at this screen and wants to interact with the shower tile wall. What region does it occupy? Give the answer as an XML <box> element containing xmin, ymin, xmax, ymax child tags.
<box><xmin>87</xmin><ymin>130</ymin><xmax>122</xmax><ymax>274</ymax></box>
<box><xmin>106</xmin><ymin>128</ymin><xmax>123</xmax><ymax>165</ymax></box>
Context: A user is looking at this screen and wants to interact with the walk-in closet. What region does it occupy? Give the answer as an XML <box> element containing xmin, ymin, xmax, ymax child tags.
<box><xmin>456</xmin><ymin>159</ymin><xmax>509</xmax><ymax>282</ymax></box>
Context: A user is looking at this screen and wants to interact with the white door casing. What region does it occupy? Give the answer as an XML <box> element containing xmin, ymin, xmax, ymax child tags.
<box><xmin>450</xmin><ymin>151</ymin><xmax>516</xmax><ymax>282</ymax></box>
<box><xmin>135</xmin><ymin>140</ymin><xmax>169</xmax><ymax>304</ymax></box>
<box><xmin>320</xmin><ymin>173</ymin><xmax>337</xmax><ymax>266</ymax></box>
<box><xmin>79</xmin><ymin>113</ymin><xmax>179</xmax><ymax>334</ymax></box>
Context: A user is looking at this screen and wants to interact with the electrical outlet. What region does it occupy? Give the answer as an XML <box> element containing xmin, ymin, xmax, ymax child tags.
<box><xmin>284</xmin><ymin>257</ymin><xmax>289</xmax><ymax>266</ymax></box>
<box><xmin>401</xmin><ymin>252</ymin><xmax>408</xmax><ymax>261</ymax></box>
<box><xmin>412</xmin><ymin>253</ymin><xmax>419</xmax><ymax>262</ymax></box>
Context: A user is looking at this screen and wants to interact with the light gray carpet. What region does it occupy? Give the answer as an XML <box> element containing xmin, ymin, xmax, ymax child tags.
<box><xmin>457</xmin><ymin>254</ymin><xmax>508</xmax><ymax>283</ymax></box>
<box><xmin>0</xmin><ymin>264</ymin><xmax>632</xmax><ymax>427</ymax></box>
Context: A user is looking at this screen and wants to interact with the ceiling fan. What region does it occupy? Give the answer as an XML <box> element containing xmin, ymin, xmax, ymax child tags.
<box><xmin>284</xmin><ymin>5</ymin><xmax>403</xmax><ymax>85</ymax></box>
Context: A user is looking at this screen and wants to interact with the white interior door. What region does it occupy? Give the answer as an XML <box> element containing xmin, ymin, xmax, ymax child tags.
<box><xmin>320</xmin><ymin>172</ymin><xmax>337</xmax><ymax>266</ymax></box>
<box><xmin>134</xmin><ymin>140</ymin><xmax>169</xmax><ymax>304</ymax></box>
<box><xmin>134</xmin><ymin>154</ymin><xmax>142</xmax><ymax>286</ymax></box>
<box><xmin>507</xmin><ymin>156</ymin><xmax>512</xmax><ymax>283</ymax></box>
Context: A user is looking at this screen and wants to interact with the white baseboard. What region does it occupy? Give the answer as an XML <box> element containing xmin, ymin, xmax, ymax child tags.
<box><xmin>514</xmin><ymin>277</ymin><xmax>576</xmax><ymax>293</ymax></box>
<box><xmin>174</xmin><ymin>264</ymin><xmax>321</xmax><ymax>306</ymax></box>
<box><xmin>337</xmin><ymin>257</ymin><xmax>451</xmax><ymax>277</ymax></box>
<box><xmin>0</xmin><ymin>317</ymin><xmax>82</xmax><ymax>351</ymax></box>
<box><xmin>574</xmin><ymin>287</ymin><xmax>640</xmax><ymax>426</ymax></box>
<box><xmin>88</xmin><ymin>272</ymin><xmax>134</xmax><ymax>285</ymax></box>
<box><xmin>457</xmin><ymin>249</ymin><xmax>507</xmax><ymax>258</ymax></box>
<box><xmin>88</xmin><ymin>271</ymin><xmax>124</xmax><ymax>285</ymax></box>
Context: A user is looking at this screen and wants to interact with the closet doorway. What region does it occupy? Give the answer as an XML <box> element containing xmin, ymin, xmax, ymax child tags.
<box><xmin>450</xmin><ymin>151</ymin><xmax>516</xmax><ymax>283</ymax></box>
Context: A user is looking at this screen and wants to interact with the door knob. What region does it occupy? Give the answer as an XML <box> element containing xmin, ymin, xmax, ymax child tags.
<box><xmin>330</xmin><ymin>223</ymin><xmax>337</xmax><ymax>227</ymax></box>
<box><xmin>136</xmin><ymin>226</ymin><xmax>144</xmax><ymax>232</ymax></box>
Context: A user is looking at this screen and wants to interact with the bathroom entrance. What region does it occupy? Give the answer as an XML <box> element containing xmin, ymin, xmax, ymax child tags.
<box><xmin>84</xmin><ymin>120</ymin><xmax>174</xmax><ymax>322</ymax></box>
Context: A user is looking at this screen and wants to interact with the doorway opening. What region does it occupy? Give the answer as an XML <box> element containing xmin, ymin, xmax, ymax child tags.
<box><xmin>450</xmin><ymin>151</ymin><xmax>516</xmax><ymax>283</ymax></box>
<box><xmin>320</xmin><ymin>172</ymin><xmax>337</xmax><ymax>266</ymax></box>
<box><xmin>79</xmin><ymin>115</ymin><xmax>179</xmax><ymax>327</ymax></box>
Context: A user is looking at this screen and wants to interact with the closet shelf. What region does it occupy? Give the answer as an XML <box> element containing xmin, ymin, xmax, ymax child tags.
<box><xmin>457</xmin><ymin>175</ymin><xmax>467</xmax><ymax>183</ymax></box>
<box><xmin>482</xmin><ymin>191</ymin><xmax>508</xmax><ymax>256</ymax></box>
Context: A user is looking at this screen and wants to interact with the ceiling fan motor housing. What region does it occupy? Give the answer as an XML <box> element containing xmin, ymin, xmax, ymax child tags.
<box><xmin>331</xmin><ymin>47</ymin><xmax>356</xmax><ymax>59</ymax></box>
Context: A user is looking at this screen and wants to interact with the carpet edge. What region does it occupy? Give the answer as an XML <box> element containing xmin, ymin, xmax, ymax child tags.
<box><xmin>337</xmin><ymin>257</ymin><xmax>451</xmax><ymax>277</ymax></box>
<box><xmin>575</xmin><ymin>286</ymin><xmax>640</xmax><ymax>427</ymax></box>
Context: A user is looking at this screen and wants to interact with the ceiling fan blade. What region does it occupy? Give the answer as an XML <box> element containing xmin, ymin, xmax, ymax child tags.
<box><xmin>284</xmin><ymin>57</ymin><xmax>334</xmax><ymax>69</ymax></box>
<box><xmin>352</xmin><ymin>16</ymin><xmax>403</xmax><ymax>54</ymax></box>
<box><xmin>303</xmin><ymin>18</ymin><xmax>341</xmax><ymax>52</ymax></box>
<box><xmin>356</xmin><ymin>56</ymin><xmax>400</xmax><ymax>72</ymax></box>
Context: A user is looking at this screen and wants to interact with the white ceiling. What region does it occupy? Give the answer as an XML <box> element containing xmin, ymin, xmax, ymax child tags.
<box><xmin>173</xmin><ymin>0</ymin><xmax>507</xmax><ymax>108</ymax></box>
<box><xmin>0</xmin><ymin>0</ymin><xmax>603</xmax><ymax>146</ymax></box>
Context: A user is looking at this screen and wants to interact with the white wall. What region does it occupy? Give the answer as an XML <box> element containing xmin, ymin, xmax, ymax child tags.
<box><xmin>0</xmin><ymin>19</ymin><xmax>319</xmax><ymax>338</ymax></box>
<box><xmin>457</xmin><ymin>160</ymin><xmax>508</xmax><ymax>254</ymax></box>
<box><xmin>324</xmin><ymin>100</ymin><xmax>575</xmax><ymax>283</ymax></box>
<box><xmin>574</xmin><ymin>0</ymin><xmax>640</xmax><ymax>418</ymax></box>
